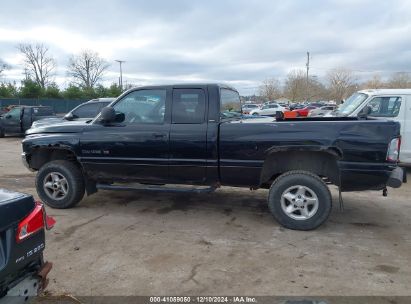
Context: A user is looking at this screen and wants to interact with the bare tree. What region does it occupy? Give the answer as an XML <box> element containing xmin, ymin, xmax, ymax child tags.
<box><xmin>67</xmin><ymin>50</ymin><xmax>109</xmax><ymax>89</ymax></box>
<box><xmin>0</xmin><ymin>59</ymin><xmax>9</xmax><ymax>77</ymax></box>
<box><xmin>307</xmin><ymin>76</ymin><xmax>328</xmax><ymax>101</ymax></box>
<box><xmin>361</xmin><ymin>74</ymin><xmax>385</xmax><ymax>89</ymax></box>
<box><xmin>284</xmin><ymin>69</ymin><xmax>307</xmax><ymax>102</ymax></box>
<box><xmin>259</xmin><ymin>78</ymin><xmax>282</xmax><ymax>101</ymax></box>
<box><xmin>17</xmin><ymin>43</ymin><xmax>56</xmax><ymax>88</ymax></box>
<box><xmin>326</xmin><ymin>68</ymin><xmax>357</xmax><ymax>103</ymax></box>
<box><xmin>387</xmin><ymin>72</ymin><xmax>411</xmax><ymax>88</ymax></box>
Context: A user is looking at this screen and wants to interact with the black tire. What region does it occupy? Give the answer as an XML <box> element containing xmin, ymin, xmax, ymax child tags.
<box><xmin>36</xmin><ymin>160</ymin><xmax>85</xmax><ymax>209</ymax></box>
<box><xmin>0</xmin><ymin>128</ymin><xmax>4</xmax><ymax>138</ymax></box>
<box><xmin>268</xmin><ymin>170</ymin><xmax>332</xmax><ymax>230</ymax></box>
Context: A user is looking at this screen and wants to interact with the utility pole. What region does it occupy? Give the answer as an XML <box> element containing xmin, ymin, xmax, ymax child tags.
<box><xmin>115</xmin><ymin>60</ymin><xmax>125</xmax><ymax>90</ymax></box>
<box><xmin>305</xmin><ymin>51</ymin><xmax>310</xmax><ymax>102</ymax></box>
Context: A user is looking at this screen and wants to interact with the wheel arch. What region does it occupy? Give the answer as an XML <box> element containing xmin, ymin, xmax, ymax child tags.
<box><xmin>260</xmin><ymin>147</ymin><xmax>342</xmax><ymax>188</ymax></box>
<box><xmin>29</xmin><ymin>146</ymin><xmax>79</xmax><ymax>170</ymax></box>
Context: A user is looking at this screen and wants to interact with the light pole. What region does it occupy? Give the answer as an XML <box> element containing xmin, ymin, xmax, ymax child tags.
<box><xmin>115</xmin><ymin>60</ymin><xmax>125</xmax><ymax>90</ymax></box>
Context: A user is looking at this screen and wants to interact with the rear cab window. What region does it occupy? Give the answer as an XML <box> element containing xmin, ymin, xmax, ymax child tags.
<box><xmin>220</xmin><ymin>88</ymin><xmax>241</xmax><ymax>119</ymax></box>
<box><xmin>172</xmin><ymin>89</ymin><xmax>206</xmax><ymax>124</ymax></box>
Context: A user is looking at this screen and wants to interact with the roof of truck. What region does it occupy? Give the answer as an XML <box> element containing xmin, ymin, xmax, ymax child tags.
<box><xmin>129</xmin><ymin>83</ymin><xmax>237</xmax><ymax>91</ymax></box>
<box><xmin>359</xmin><ymin>89</ymin><xmax>411</xmax><ymax>95</ymax></box>
<box><xmin>87</xmin><ymin>98</ymin><xmax>116</xmax><ymax>103</ymax></box>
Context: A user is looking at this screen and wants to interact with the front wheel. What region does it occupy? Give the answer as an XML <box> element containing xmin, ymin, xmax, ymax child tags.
<box><xmin>36</xmin><ymin>160</ymin><xmax>85</xmax><ymax>209</ymax></box>
<box><xmin>268</xmin><ymin>170</ymin><xmax>332</xmax><ymax>230</ymax></box>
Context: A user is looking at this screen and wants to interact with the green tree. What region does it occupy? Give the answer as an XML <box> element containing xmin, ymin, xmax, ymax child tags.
<box><xmin>81</xmin><ymin>87</ymin><xmax>97</xmax><ymax>99</ymax></box>
<box><xmin>94</xmin><ymin>84</ymin><xmax>108</xmax><ymax>97</ymax></box>
<box><xmin>0</xmin><ymin>82</ymin><xmax>18</xmax><ymax>98</ymax></box>
<box><xmin>62</xmin><ymin>84</ymin><xmax>84</xmax><ymax>99</ymax></box>
<box><xmin>43</xmin><ymin>82</ymin><xmax>62</xmax><ymax>98</ymax></box>
<box><xmin>19</xmin><ymin>79</ymin><xmax>43</xmax><ymax>98</ymax></box>
<box><xmin>106</xmin><ymin>83</ymin><xmax>122</xmax><ymax>97</ymax></box>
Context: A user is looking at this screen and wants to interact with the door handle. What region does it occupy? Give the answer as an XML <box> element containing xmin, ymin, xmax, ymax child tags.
<box><xmin>152</xmin><ymin>132</ymin><xmax>165</xmax><ymax>138</ymax></box>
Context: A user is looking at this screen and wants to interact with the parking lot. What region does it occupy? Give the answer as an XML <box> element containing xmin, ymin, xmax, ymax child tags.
<box><xmin>1</xmin><ymin>136</ymin><xmax>411</xmax><ymax>296</ymax></box>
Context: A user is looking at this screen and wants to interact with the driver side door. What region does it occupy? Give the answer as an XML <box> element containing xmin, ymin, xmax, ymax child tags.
<box><xmin>1</xmin><ymin>107</ymin><xmax>22</xmax><ymax>133</ymax></box>
<box><xmin>80</xmin><ymin>88</ymin><xmax>171</xmax><ymax>183</ymax></box>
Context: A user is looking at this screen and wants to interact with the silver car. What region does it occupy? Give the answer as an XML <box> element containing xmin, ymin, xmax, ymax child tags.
<box><xmin>308</xmin><ymin>105</ymin><xmax>336</xmax><ymax>117</ymax></box>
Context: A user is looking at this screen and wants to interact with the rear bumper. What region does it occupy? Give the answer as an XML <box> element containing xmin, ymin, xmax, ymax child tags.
<box><xmin>339</xmin><ymin>162</ymin><xmax>404</xmax><ymax>191</ymax></box>
<box><xmin>0</xmin><ymin>262</ymin><xmax>52</xmax><ymax>303</ymax></box>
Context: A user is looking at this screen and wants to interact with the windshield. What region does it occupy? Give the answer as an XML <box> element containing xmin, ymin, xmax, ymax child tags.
<box><xmin>334</xmin><ymin>93</ymin><xmax>368</xmax><ymax>116</ymax></box>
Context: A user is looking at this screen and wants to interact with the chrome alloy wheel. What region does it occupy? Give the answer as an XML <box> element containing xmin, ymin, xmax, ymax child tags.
<box><xmin>280</xmin><ymin>185</ymin><xmax>319</xmax><ymax>220</ymax></box>
<box><xmin>43</xmin><ymin>172</ymin><xmax>69</xmax><ymax>200</ymax></box>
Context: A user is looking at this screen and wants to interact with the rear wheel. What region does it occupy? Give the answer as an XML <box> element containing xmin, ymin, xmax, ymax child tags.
<box><xmin>268</xmin><ymin>170</ymin><xmax>332</xmax><ymax>230</ymax></box>
<box><xmin>36</xmin><ymin>160</ymin><xmax>85</xmax><ymax>209</ymax></box>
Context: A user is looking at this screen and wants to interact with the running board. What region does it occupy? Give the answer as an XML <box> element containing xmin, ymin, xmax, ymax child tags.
<box><xmin>96</xmin><ymin>183</ymin><xmax>218</xmax><ymax>194</ymax></box>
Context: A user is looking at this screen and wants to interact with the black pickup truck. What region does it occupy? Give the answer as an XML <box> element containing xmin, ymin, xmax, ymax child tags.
<box><xmin>0</xmin><ymin>106</ymin><xmax>56</xmax><ymax>137</ymax></box>
<box><xmin>22</xmin><ymin>84</ymin><xmax>405</xmax><ymax>230</ymax></box>
<box><xmin>0</xmin><ymin>189</ymin><xmax>54</xmax><ymax>301</ymax></box>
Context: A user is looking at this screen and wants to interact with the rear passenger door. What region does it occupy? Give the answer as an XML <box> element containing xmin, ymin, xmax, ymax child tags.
<box><xmin>169</xmin><ymin>88</ymin><xmax>208</xmax><ymax>183</ymax></box>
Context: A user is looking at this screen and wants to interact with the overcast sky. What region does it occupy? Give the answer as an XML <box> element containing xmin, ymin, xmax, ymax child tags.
<box><xmin>1</xmin><ymin>0</ymin><xmax>411</xmax><ymax>94</ymax></box>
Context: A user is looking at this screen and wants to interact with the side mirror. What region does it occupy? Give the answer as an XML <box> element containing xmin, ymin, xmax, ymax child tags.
<box><xmin>64</xmin><ymin>112</ymin><xmax>74</xmax><ymax>121</ymax></box>
<box><xmin>99</xmin><ymin>107</ymin><xmax>125</xmax><ymax>124</ymax></box>
<box><xmin>100</xmin><ymin>107</ymin><xmax>116</xmax><ymax>123</ymax></box>
<box><xmin>358</xmin><ymin>105</ymin><xmax>372</xmax><ymax>118</ymax></box>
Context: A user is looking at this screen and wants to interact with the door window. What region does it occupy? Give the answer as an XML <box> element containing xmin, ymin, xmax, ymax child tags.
<box><xmin>172</xmin><ymin>89</ymin><xmax>205</xmax><ymax>124</ymax></box>
<box><xmin>113</xmin><ymin>89</ymin><xmax>166</xmax><ymax>124</ymax></box>
<box><xmin>6</xmin><ymin>107</ymin><xmax>21</xmax><ymax>119</ymax></box>
<box><xmin>72</xmin><ymin>103</ymin><xmax>102</xmax><ymax>118</ymax></box>
<box><xmin>367</xmin><ymin>96</ymin><xmax>402</xmax><ymax>117</ymax></box>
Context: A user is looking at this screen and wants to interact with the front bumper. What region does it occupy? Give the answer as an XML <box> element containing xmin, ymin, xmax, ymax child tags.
<box><xmin>387</xmin><ymin>167</ymin><xmax>405</xmax><ymax>188</ymax></box>
<box><xmin>21</xmin><ymin>153</ymin><xmax>34</xmax><ymax>172</ymax></box>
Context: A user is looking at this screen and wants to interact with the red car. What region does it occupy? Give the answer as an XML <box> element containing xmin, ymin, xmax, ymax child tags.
<box><xmin>292</xmin><ymin>106</ymin><xmax>318</xmax><ymax>117</ymax></box>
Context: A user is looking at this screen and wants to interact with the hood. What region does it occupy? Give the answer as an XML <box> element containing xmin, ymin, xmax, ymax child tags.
<box><xmin>26</xmin><ymin>120</ymin><xmax>90</xmax><ymax>135</ymax></box>
<box><xmin>32</xmin><ymin>117</ymin><xmax>65</xmax><ymax>127</ymax></box>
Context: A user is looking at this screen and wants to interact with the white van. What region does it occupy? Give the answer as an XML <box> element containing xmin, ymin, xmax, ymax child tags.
<box><xmin>330</xmin><ymin>89</ymin><xmax>410</xmax><ymax>165</ymax></box>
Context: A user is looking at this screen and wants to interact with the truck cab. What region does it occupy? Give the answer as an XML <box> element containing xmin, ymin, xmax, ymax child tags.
<box><xmin>332</xmin><ymin>89</ymin><xmax>411</xmax><ymax>165</ymax></box>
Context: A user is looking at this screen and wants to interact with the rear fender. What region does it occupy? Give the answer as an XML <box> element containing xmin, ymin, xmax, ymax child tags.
<box><xmin>260</xmin><ymin>146</ymin><xmax>342</xmax><ymax>186</ymax></box>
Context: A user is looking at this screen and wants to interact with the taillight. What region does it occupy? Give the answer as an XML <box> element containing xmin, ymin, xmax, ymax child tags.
<box><xmin>16</xmin><ymin>202</ymin><xmax>54</xmax><ymax>243</ymax></box>
<box><xmin>387</xmin><ymin>137</ymin><xmax>401</xmax><ymax>162</ymax></box>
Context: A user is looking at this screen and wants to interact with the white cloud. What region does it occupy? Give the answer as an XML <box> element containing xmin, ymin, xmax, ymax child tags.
<box><xmin>1</xmin><ymin>0</ymin><xmax>411</xmax><ymax>95</ymax></box>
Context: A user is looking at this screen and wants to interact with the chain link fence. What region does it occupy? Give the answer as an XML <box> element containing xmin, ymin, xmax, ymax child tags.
<box><xmin>0</xmin><ymin>98</ymin><xmax>88</xmax><ymax>113</ymax></box>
